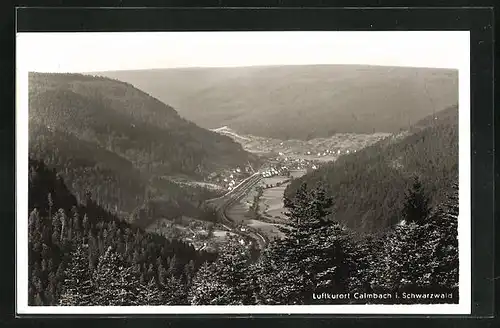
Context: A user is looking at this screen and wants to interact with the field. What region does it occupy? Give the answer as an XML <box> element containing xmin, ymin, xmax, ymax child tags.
<box><xmin>221</xmin><ymin>171</ymin><xmax>307</xmax><ymax>241</ymax></box>
<box><xmin>261</xmin><ymin>176</ymin><xmax>288</xmax><ymax>186</ymax></box>
<box><xmin>260</xmin><ymin>185</ymin><xmax>288</xmax><ymax>220</ymax></box>
<box><xmin>259</xmin><ymin>176</ymin><xmax>292</xmax><ymax>220</ymax></box>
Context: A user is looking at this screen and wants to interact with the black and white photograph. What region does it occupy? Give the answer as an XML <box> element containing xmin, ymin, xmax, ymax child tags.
<box><xmin>16</xmin><ymin>31</ymin><xmax>470</xmax><ymax>314</ymax></box>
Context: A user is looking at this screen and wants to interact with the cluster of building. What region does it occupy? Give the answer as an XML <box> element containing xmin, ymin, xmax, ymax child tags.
<box><xmin>270</xmin><ymin>156</ymin><xmax>320</xmax><ymax>172</ymax></box>
<box><xmin>206</xmin><ymin>166</ymin><xmax>253</xmax><ymax>191</ymax></box>
<box><xmin>260</xmin><ymin>165</ymin><xmax>289</xmax><ymax>178</ymax></box>
<box><xmin>304</xmin><ymin>148</ymin><xmax>356</xmax><ymax>157</ymax></box>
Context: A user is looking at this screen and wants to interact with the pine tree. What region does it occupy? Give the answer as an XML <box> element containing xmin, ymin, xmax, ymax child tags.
<box><xmin>59</xmin><ymin>208</ymin><xmax>68</xmax><ymax>243</ymax></box>
<box><xmin>426</xmin><ymin>181</ymin><xmax>459</xmax><ymax>293</ymax></box>
<box><xmin>372</xmin><ymin>222</ymin><xmax>427</xmax><ymax>296</ymax></box>
<box><xmin>138</xmin><ymin>278</ymin><xmax>163</xmax><ymax>305</ymax></box>
<box><xmin>92</xmin><ymin>246</ymin><xmax>138</xmax><ymax>305</ymax></box>
<box><xmin>254</xmin><ymin>183</ymin><xmax>358</xmax><ymax>304</ymax></box>
<box><xmin>402</xmin><ymin>176</ymin><xmax>431</xmax><ymax>225</ymax></box>
<box><xmin>28</xmin><ymin>208</ymin><xmax>40</xmax><ymax>241</ymax></box>
<box><xmin>166</xmin><ymin>254</ymin><xmax>177</xmax><ymax>277</ymax></box>
<box><xmin>44</xmin><ymin>282</ymin><xmax>56</xmax><ymax>305</ymax></box>
<box><xmin>347</xmin><ymin>233</ymin><xmax>383</xmax><ymax>297</ymax></box>
<box><xmin>48</xmin><ymin>192</ymin><xmax>53</xmax><ymax>220</ymax></box>
<box><xmin>183</xmin><ymin>260</ymin><xmax>195</xmax><ymax>287</ymax></box>
<box><xmin>188</xmin><ymin>262</ymin><xmax>227</xmax><ymax>305</ymax></box>
<box><xmin>252</xmin><ymin>244</ymin><xmax>309</xmax><ymax>305</ymax></box>
<box><xmin>91</xmin><ymin>246</ymin><xmax>164</xmax><ymax>306</ymax></box>
<box><xmin>188</xmin><ymin>241</ymin><xmax>253</xmax><ymax>305</ymax></box>
<box><xmin>161</xmin><ymin>275</ymin><xmax>188</xmax><ymax>305</ymax></box>
<box><xmin>373</xmin><ymin>181</ymin><xmax>459</xmax><ymax>303</ymax></box>
<box><xmin>59</xmin><ymin>244</ymin><xmax>95</xmax><ymax>306</ymax></box>
<box><xmin>157</xmin><ymin>262</ymin><xmax>167</xmax><ymax>285</ymax></box>
<box><xmin>82</xmin><ymin>214</ymin><xmax>89</xmax><ymax>233</ymax></box>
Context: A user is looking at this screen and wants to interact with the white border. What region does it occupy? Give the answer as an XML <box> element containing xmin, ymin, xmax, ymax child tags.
<box><xmin>16</xmin><ymin>31</ymin><xmax>471</xmax><ymax>315</ymax></box>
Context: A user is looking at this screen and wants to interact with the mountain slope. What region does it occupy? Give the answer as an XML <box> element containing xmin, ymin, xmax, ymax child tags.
<box><xmin>29</xmin><ymin>72</ymin><xmax>256</xmax><ymax>220</ymax></box>
<box><xmin>28</xmin><ymin>157</ymin><xmax>216</xmax><ymax>305</ymax></box>
<box><xmin>97</xmin><ymin>65</ymin><xmax>458</xmax><ymax>140</ymax></box>
<box><xmin>29</xmin><ymin>72</ymin><xmax>256</xmax><ymax>175</ymax></box>
<box><xmin>285</xmin><ymin>105</ymin><xmax>459</xmax><ymax>233</ymax></box>
<box><xmin>29</xmin><ymin>122</ymin><xmax>146</xmax><ymax>214</ymax></box>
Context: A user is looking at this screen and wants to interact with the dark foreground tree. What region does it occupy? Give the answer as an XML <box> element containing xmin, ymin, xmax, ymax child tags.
<box><xmin>426</xmin><ymin>180</ymin><xmax>459</xmax><ymax>293</ymax></box>
<box><xmin>253</xmin><ymin>183</ymin><xmax>359</xmax><ymax>304</ymax></box>
<box><xmin>402</xmin><ymin>175</ymin><xmax>431</xmax><ymax>225</ymax></box>
<box><xmin>29</xmin><ymin>158</ymin><xmax>218</xmax><ymax>306</ymax></box>
<box><xmin>92</xmin><ymin>246</ymin><xmax>163</xmax><ymax>306</ymax></box>
<box><xmin>160</xmin><ymin>275</ymin><xmax>188</xmax><ymax>305</ymax></box>
<box><xmin>59</xmin><ymin>244</ymin><xmax>95</xmax><ymax>306</ymax></box>
<box><xmin>188</xmin><ymin>238</ymin><xmax>254</xmax><ymax>305</ymax></box>
<box><xmin>372</xmin><ymin>180</ymin><xmax>459</xmax><ymax>303</ymax></box>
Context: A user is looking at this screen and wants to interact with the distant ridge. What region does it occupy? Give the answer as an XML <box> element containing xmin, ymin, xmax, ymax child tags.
<box><xmin>96</xmin><ymin>64</ymin><xmax>458</xmax><ymax>140</ymax></box>
<box><xmin>285</xmin><ymin>106</ymin><xmax>458</xmax><ymax>233</ymax></box>
<box><xmin>28</xmin><ymin>72</ymin><xmax>257</xmax><ymax>220</ymax></box>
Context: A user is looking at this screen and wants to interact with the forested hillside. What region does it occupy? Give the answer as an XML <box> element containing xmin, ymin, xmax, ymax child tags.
<box><xmin>31</xmin><ymin>158</ymin><xmax>458</xmax><ymax>305</ymax></box>
<box><xmin>28</xmin><ymin>158</ymin><xmax>217</xmax><ymax>306</ymax></box>
<box><xmin>29</xmin><ymin>72</ymin><xmax>256</xmax><ymax>221</ymax></box>
<box><xmin>285</xmin><ymin>106</ymin><xmax>459</xmax><ymax>233</ymax></box>
<box><xmin>98</xmin><ymin>65</ymin><xmax>458</xmax><ymax>140</ymax></box>
<box><xmin>188</xmin><ymin>180</ymin><xmax>459</xmax><ymax>305</ymax></box>
<box><xmin>29</xmin><ymin>72</ymin><xmax>254</xmax><ymax>175</ymax></box>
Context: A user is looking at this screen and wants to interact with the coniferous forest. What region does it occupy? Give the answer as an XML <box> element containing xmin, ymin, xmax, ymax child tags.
<box><xmin>286</xmin><ymin>105</ymin><xmax>459</xmax><ymax>233</ymax></box>
<box><xmin>26</xmin><ymin>71</ymin><xmax>459</xmax><ymax>306</ymax></box>
<box><xmin>29</xmin><ymin>72</ymin><xmax>258</xmax><ymax>224</ymax></box>
<box><xmin>28</xmin><ymin>158</ymin><xmax>217</xmax><ymax>305</ymax></box>
<box><xmin>28</xmin><ymin>157</ymin><xmax>458</xmax><ymax>305</ymax></box>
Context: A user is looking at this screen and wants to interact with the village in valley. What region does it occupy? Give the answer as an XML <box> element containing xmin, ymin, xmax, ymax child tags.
<box><xmin>146</xmin><ymin>126</ymin><xmax>390</xmax><ymax>253</ymax></box>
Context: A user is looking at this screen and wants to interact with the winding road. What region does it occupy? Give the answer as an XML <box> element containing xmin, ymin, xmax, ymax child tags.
<box><xmin>205</xmin><ymin>172</ymin><xmax>269</xmax><ymax>249</ymax></box>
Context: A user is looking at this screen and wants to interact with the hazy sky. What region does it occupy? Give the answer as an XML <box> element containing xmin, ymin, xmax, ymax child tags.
<box><xmin>17</xmin><ymin>31</ymin><xmax>468</xmax><ymax>72</ymax></box>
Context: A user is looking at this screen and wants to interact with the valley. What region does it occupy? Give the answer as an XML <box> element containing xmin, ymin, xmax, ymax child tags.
<box><xmin>147</xmin><ymin>126</ymin><xmax>391</xmax><ymax>247</ymax></box>
<box><xmin>28</xmin><ymin>72</ymin><xmax>259</xmax><ymax>227</ymax></box>
<box><xmin>23</xmin><ymin>30</ymin><xmax>463</xmax><ymax>308</ymax></box>
<box><xmin>27</xmin><ymin>69</ymin><xmax>459</xmax><ymax>306</ymax></box>
<box><xmin>28</xmin><ymin>72</ymin><xmax>457</xmax><ymax>249</ymax></box>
